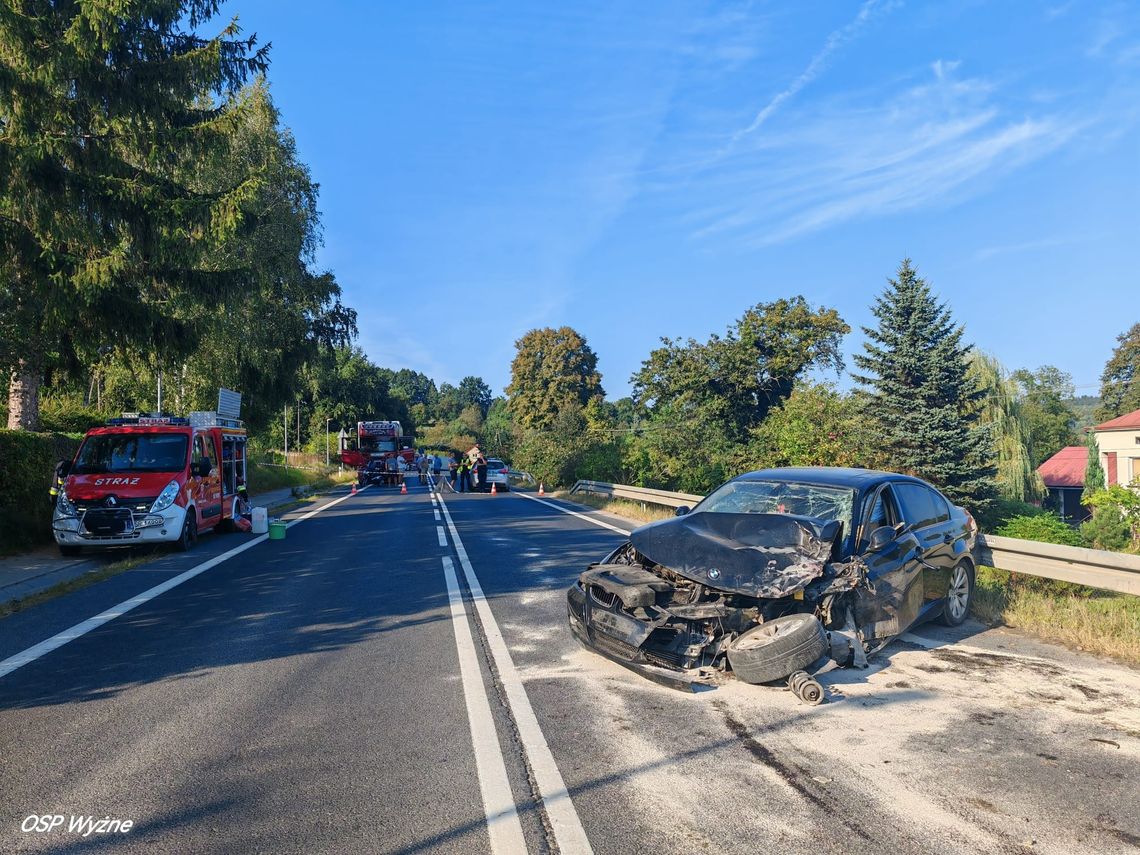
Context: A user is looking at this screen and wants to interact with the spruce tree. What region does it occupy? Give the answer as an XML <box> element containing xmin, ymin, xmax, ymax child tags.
<box><xmin>853</xmin><ymin>259</ymin><xmax>996</xmax><ymax>512</ymax></box>
<box><xmin>1082</xmin><ymin>429</ymin><xmax>1105</xmax><ymax>501</ymax></box>
<box><xmin>0</xmin><ymin>1</ymin><xmax>269</xmax><ymax>428</ymax></box>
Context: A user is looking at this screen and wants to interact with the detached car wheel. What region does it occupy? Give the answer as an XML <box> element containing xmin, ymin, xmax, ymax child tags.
<box><xmin>176</xmin><ymin>512</ymin><xmax>198</xmax><ymax>552</ymax></box>
<box><xmin>727</xmin><ymin>614</ymin><xmax>828</xmax><ymax>685</ymax></box>
<box><xmin>940</xmin><ymin>561</ymin><xmax>974</xmax><ymax>627</ymax></box>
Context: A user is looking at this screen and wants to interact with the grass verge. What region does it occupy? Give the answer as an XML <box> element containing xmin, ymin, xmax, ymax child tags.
<box><xmin>248</xmin><ymin>461</ymin><xmax>355</xmax><ymax>495</ymax></box>
<box><xmin>550</xmin><ymin>490</ymin><xmax>676</xmax><ymax>524</ymax></box>
<box><xmin>973</xmin><ymin>565</ymin><xmax>1140</xmax><ymax>665</ymax></box>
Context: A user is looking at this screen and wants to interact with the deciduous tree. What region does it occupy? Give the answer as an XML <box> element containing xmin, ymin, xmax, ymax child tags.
<box><xmin>506</xmin><ymin>327</ymin><xmax>603</xmax><ymax>430</ymax></box>
<box><xmin>1095</xmin><ymin>323</ymin><xmax>1140</xmax><ymax>422</ymax></box>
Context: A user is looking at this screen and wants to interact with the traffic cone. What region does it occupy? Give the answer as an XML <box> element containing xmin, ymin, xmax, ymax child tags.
<box><xmin>400</xmin><ymin>480</ymin><xmax>408</xmax><ymax>495</ymax></box>
<box><xmin>491</xmin><ymin>482</ymin><xmax>497</xmax><ymax>496</ymax></box>
<box><xmin>351</xmin><ymin>482</ymin><xmax>357</xmax><ymax>495</ymax></box>
<box><xmin>538</xmin><ymin>483</ymin><xmax>545</xmax><ymax>496</ymax></box>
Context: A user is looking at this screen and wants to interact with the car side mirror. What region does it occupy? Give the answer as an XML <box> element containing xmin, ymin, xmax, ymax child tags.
<box><xmin>866</xmin><ymin>525</ymin><xmax>896</xmax><ymax>553</ymax></box>
<box><xmin>57</xmin><ymin>460</ymin><xmax>71</xmax><ymax>477</ymax></box>
<box><xmin>675</xmin><ymin>506</ymin><xmax>690</xmax><ymax>517</ymax></box>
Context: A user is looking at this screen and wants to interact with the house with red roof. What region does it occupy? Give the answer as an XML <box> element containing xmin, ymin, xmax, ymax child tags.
<box><xmin>1093</xmin><ymin>407</ymin><xmax>1140</xmax><ymax>488</ymax></box>
<box><xmin>1037</xmin><ymin>445</ymin><xmax>1089</xmax><ymax>522</ymax></box>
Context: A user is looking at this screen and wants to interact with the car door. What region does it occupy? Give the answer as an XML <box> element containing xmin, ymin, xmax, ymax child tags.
<box><xmin>854</xmin><ymin>483</ymin><xmax>926</xmax><ymax>639</ymax></box>
<box><xmin>892</xmin><ymin>482</ymin><xmax>958</xmax><ymax>616</ymax></box>
<box><xmin>192</xmin><ymin>433</ymin><xmax>223</xmax><ymax>524</ymax></box>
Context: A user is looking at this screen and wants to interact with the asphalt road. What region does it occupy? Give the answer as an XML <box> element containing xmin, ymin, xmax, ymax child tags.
<box><xmin>1</xmin><ymin>480</ymin><xmax>1138</xmax><ymax>854</ymax></box>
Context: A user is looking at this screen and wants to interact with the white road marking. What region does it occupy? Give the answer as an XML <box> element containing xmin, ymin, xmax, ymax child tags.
<box><xmin>0</xmin><ymin>486</ymin><xmax>369</xmax><ymax>681</ymax></box>
<box><xmin>514</xmin><ymin>491</ymin><xmax>631</xmax><ymax>535</ymax></box>
<box><xmin>434</xmin><ymin>509</ymin><xmax>442</xmax><ymax>522</ymax></box>
<box><xmin>441</xmin><ymin>556</ymin><xmax>528</xmax><ymax>854</ymax></box>
<box><xmin>437</xmin><ymin>492</ymin><xmax>593</xmax><ymax>854</ymax></box>
<box><xmin>437</xmin><ymin>526</ymin><xmax>448</xmax><ymax>547</ymax></box>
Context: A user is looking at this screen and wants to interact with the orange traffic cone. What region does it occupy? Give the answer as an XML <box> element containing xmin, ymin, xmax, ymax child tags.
<box><xmin>400</xmin><ymin>480</ymin><xmax>408</xmax><ymax>495</ymax></box>
<box><xmin>538</xmin><ymin>483</ymin><xmax>545</xmax><ymax>496</ymax></box>
<box><xmin>491</xmin><ymin>482</ymin><xmax>497</xmax><ymax>495</ymax></box>
<box><xmin>351</xmin><ymin>482</ymin><xmax>357</xmax><ymax>495</ymax></box>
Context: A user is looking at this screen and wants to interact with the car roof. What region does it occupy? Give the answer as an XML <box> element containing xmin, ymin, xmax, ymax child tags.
<box><xmin>734</xmin><ymin>467</ymin><xmax>928</xmax><ymax>491</ymax></box>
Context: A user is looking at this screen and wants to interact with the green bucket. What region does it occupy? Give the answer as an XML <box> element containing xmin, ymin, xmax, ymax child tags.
<box><xmin>267</xmin><ymin>520</ymin><xmax>287</xmax><ymax>540</ymax></box>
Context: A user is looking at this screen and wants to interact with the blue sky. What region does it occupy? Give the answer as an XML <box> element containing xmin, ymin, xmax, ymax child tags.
<box><xmin>219</xmin><ymin>1</ymin><xmax>1139</xmax><ymax>399</ymax></box>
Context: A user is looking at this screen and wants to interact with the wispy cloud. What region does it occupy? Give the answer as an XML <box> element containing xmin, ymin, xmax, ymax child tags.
<box><xmin>675</xmin><ymin>63</ymin><xmax>1088</xmax><ymax>247</ymax></box>
<box><xmin>974</xmin><ymin>231</ymin><xmax>1108</xmax><ymax>261</ymax></box>
<box><xmin>728</xmin><ymin>0</ymin><xmax>892</xmax><ymax>145</ymax></box>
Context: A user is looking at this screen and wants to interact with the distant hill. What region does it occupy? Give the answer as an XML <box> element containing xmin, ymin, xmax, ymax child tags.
<box><xmin>1070</xmin><ymin>395</ymin><xmax>1101</xmax><ymax>430</ymax></box>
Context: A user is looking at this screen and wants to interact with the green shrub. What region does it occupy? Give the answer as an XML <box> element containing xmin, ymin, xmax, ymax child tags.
<box><xmin>1080</xmin><ymin>505</ymin><xmax>1133</xmax><ymax>552</ymax></box>
<box><xmin>0</xmin><ymin>430</ymin><xmax>82</xmax><ymax>553</ymax></box>
<box><xmin>995</xmin><ymin>513</ymin><xmax>1082</xmax><ymax>546</ymax></box>
<box><xmin>975</xmin><ymin>497</ymin><xmax>1046</xmax><ymax>532</ymax></box>
<box><xmin>38</xmin><ymin>397</ymin><xmax>106</xmax><ymax>433</ymax></box>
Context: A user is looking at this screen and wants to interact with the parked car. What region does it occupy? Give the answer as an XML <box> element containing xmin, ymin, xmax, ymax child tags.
<box><xmin>566</xmin><ymin>467</ymin><xmax>977</xmax><ymax>694</ymax></box>
<box><xmin>483</xmin><ymin>458</ymin><xmax>511</xmax><ymax>492</ymax></box>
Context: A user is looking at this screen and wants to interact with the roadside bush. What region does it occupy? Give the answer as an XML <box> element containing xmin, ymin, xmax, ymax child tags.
<box><xmin>1080</xmin><ymin>505</ymin><xmax>1133</xmax><ymax>552</ymax></box>
<box><xmin>0</xmin><ymin>430</ymin><xmax>82</xmax><ymax>553</ymax></box>
<box><xmin>38</xmin><ymin>396</ymin><xmax>106</xmax><ymax>433</ymax></box>
<box><xmin>995</xmin><ymin>513</ymin><xmax>1082</xmax><ymax>547</ymax></box>
<box><xmin>974</xmin><ymin>497</ymin><xmax>1046</xmax><ymax>532</ymax></box>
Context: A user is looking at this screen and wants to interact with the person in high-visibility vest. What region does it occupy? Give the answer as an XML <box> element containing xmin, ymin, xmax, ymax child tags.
<box><xmin>49</xmin><ymin>460</ymin><xmax>67</xmax><ymax>507</ymax></box>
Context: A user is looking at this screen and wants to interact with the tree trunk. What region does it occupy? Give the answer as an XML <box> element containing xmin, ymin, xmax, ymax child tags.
<box><xmin>7</xmin><ymin>356</ymin><xmax>42</xmax><ymax>430</ymax></box>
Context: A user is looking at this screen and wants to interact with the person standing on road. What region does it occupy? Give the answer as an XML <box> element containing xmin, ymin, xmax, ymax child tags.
<box><xmin>449</xmin><ymin>454</ymin><xmax>459</xmax><ymax>486</ymax></box>
<box><xmin>385</xmin><ymin>453</ymin><xmax>399</xmax><ymax>487</ymax></box>
<box><xmin>457</xmin><ymin>457</ymin><xmax>471</xmax><ymax>492</ymax></box>
<box><xmin>433</xmin><ymin>454</ymin><xmax>442</xmax><ymax>480</ymax></box>
<box><xmin>418</xmin><ymin>454</ymin><xmax>429</xmax><ymax>485</ymax></box>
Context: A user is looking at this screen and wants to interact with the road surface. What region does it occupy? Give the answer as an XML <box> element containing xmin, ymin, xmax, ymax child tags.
<box><xmin>2</xmin><ymin>480</ymin><xmax>1138</xmax><ymax>854</ymax></box>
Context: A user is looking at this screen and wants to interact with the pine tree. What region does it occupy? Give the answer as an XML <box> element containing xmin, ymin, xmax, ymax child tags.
<box><xmin>1</xmin><ymin>1</ymin><xmax>269</xmax><ymax>428</ymax></box>
<box><xmin>853</xmin><ymin>259</ymin><xmax>996</xmax><ymax>512</ymax></box>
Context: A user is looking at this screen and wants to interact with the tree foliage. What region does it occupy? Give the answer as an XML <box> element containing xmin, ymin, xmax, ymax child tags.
<box><xmin>853</xmin><ymin>259</ymin><xmax>995</xmax><ymax>512</ymax></box>
<box><xmin>1011</xmin><ymin>366</ymin><xmax>1079</xmax><ymax>468</ymax></box>
<box><xmin>1</xmin><ymin>1</ymin><xmax>271</xmax><ymax>428</ymax></box>
<box><xmin>506</xmin><ymin>327</ymin><xmax>603</xmax><ymax>430</ymax></box>
<box><xmin>1083</xmin><ymin>429</ymin><xmax>1105</xmax><ymax>501</ymax></box>
<box><xmin>968</xmin><ymin>352</ymin><xmax>1042</xmax><ymax>503</ymax></box>
<box><xmin>1096</xmin><ymin>323</ymin><xmax>1140</xmax><ymax>422</ymax></box>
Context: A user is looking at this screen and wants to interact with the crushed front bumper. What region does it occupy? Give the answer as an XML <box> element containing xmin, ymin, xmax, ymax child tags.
<box><xmin>566</xmin><ymin>582</ymin><xmax>715</xmax><ymax>692</ymax></box>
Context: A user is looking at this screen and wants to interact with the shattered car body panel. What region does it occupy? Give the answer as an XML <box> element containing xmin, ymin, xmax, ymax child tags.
<box><xmin>567</xmin><ymin>467</ymin><xmax>978</xmax><ymax>691</ymax></box>
<box><xmin>629</xmin><ymin>512</ymin><xmax>841</xmax><ymax>598</ymax></box>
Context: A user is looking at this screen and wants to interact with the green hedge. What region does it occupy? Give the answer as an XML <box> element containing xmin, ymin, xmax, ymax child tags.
<box><xmin>0</xmin><ymin>430</ymin><xmax>82</xmax><ymax>554</ymax></box>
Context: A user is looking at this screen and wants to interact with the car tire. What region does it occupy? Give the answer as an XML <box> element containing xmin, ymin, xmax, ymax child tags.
<box><xmin>176</xmin><ymin>511</ymin><xmax>198</xmax><ymax>552</ymax></box>
<box><xmin>59</xmin><ymin>544</ymin><xmax>82</xmax><ymax>558</ymax></box>
<box><xmin>727</xmin><ymin>614</ymin><xmax>828</xmax><ymax>684</ymax></box>
<box><xmin>940</xmin><ymin>561</ymin><xmax>974</xmax><ymax>627</ymax></box>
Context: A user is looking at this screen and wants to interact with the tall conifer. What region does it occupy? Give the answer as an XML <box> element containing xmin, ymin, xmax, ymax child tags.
<box><xmin>0</xmin><ymin>1</ymin><xmax>269</xmax><ymax>428</ymax></box>
<box><xmin>853</xmin><ymin>259</ymin><xmax>996</xmax><ymax>512</ymax></box>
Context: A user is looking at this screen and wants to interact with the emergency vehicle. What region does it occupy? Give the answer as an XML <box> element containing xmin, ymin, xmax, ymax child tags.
<box><xmin>339</xmin><ymin>420</ymin><xmax>415</xmax><ymax>471</ymax></box>
<box><xmin>52</xmin><ymin>393</ymin><xmax>249</xmax><ymax>555</ymax></box>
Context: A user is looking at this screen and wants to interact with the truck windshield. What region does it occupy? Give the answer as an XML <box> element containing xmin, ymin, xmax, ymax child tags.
<box><xmin>73</xmin><ymin>434</ymin><xmax>189</xmax><ymax>474</ymax></box>
<box><xmin>699</xmin><ymin>480</ymin><xmax>855</xmax><ymax>532</ymax></box>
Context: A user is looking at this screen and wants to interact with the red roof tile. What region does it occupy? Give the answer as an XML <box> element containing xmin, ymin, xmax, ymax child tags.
<box><xmin>1095</xmin><ymin>408</ymin><xmax>1140</xmax><ymax>431</ymax></box>
<box><xmin>1037</xmin><ymin>446</ymin><xmax>1088</xmax><ymax>488</ymax></box>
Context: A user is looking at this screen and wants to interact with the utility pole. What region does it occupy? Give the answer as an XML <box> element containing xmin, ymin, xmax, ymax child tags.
<box><xmin>283</xmin><ymin>404</ymin><xmax>288</xmax><ymax>463</ymax></box>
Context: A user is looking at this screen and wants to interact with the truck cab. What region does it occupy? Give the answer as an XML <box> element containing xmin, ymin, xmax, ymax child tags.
<box><xmin>52</xmin><ymin>412</ymin><xmax>248</xmax><ymax>555</ymax></box>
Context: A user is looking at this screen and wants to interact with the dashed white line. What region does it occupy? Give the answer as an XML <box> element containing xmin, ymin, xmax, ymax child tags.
<box><xmin>0</xmin><ymin>485</ymin><xmax>369</xmax><ymax>681</ymax></box>
<box><xmin>441</xmin><ymin>556</ymin><xmax>528</xmax><ymax>854</ymax></box>
<box><xmin>434</xmin><ymin>509</ymin><xmax>442</xmax><ymax>522</ymax></box>
<box><xmin>436</xmin><ymin>491</ymin><xmax>593</xmax><ymax>854</ymax></box>
<box><xmin>514</xmin><ymin>491</ymin><xmax>631</xmax><ymax>535</ymax></box>
<box><xmin>437</xmin><ymin>525</ymin><xmax>448</xmax><ymax>547</ymax></box>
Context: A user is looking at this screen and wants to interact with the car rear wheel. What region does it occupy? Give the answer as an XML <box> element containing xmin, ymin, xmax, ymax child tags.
<box><xmin>176</xmin><ymin>512</ymin><xmax>198</xmax><ymax>552</ymax></box>
<box><xmin>727</xmin><ymin>614</ymin><xmax>828</xmax><ymax>684</ymax></box>
<box><xmin>941</xmin><ymin>561</ymin><xmax>974</xmax><ymax>626</ymax></box>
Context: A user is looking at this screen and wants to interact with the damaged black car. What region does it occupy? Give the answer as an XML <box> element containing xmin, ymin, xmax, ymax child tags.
<box><xmin>567</xmin><ymin>468</ymin><xmax>977</xmax><ymax>698</ymax></box>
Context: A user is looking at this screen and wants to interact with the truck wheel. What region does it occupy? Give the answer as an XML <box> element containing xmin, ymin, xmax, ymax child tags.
<box><xmin>176</xmin><ymin>512</ymin><xmax>198</xmax><ymax>552</ymax></box>
<box><xmin>727</xmin><ymin>614</ymin><xmax>828</xmax><ymax>684</ymax></box>
<box><xmin>59</xmin><ymin>544</ymin><xmax>82</xmax><ymax>558</ymax></box>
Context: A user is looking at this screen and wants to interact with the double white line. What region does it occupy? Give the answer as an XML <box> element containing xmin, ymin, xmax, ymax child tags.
<box><xmin>433</xmin><ymin>483</ymin><xmax>593</xmax><ymax>855</ymax></box>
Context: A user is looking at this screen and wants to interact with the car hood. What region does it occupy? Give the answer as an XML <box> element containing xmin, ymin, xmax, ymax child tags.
<box><xmin>629</xmin><ymin>512</ymin><xmax>842</xmax><ymax>598</ymax></box>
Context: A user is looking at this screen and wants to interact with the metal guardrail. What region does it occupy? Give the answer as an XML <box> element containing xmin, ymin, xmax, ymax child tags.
<box><xmin>976</xmin><ymin>534</ymin><xmax>1140</xmax><ymax>596</ymax></box>
<box><xmin>570</xmin><ymin>480</ymin><xmax>704</xmax><ymax>510</ymax></box>
<box><xmin>568</xmin><ymin>480</ymin><xmax>1140</xmax><ymax>596</ymax></box>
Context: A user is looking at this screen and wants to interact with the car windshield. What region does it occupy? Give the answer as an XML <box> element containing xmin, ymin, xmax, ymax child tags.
<box><xmin>73</xmin><ymin>433</ymin><xmax>189</xmax><ymax>474</ymax></box>
<box><xmin>698</xmin><ymin>479</ymin><xmax>856</xmax><ymax>532</ymax></box>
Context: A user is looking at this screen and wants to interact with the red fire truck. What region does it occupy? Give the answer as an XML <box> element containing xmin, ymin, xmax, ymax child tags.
<box><xmin>339</xmin><ymin>420</ymin><xmax>415</xmax><ymax>471</ymax></box>
<box><xmin>52</xmin><ymin>407</ymin><xmax>249</xmax><ymax>555</ymax></box>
